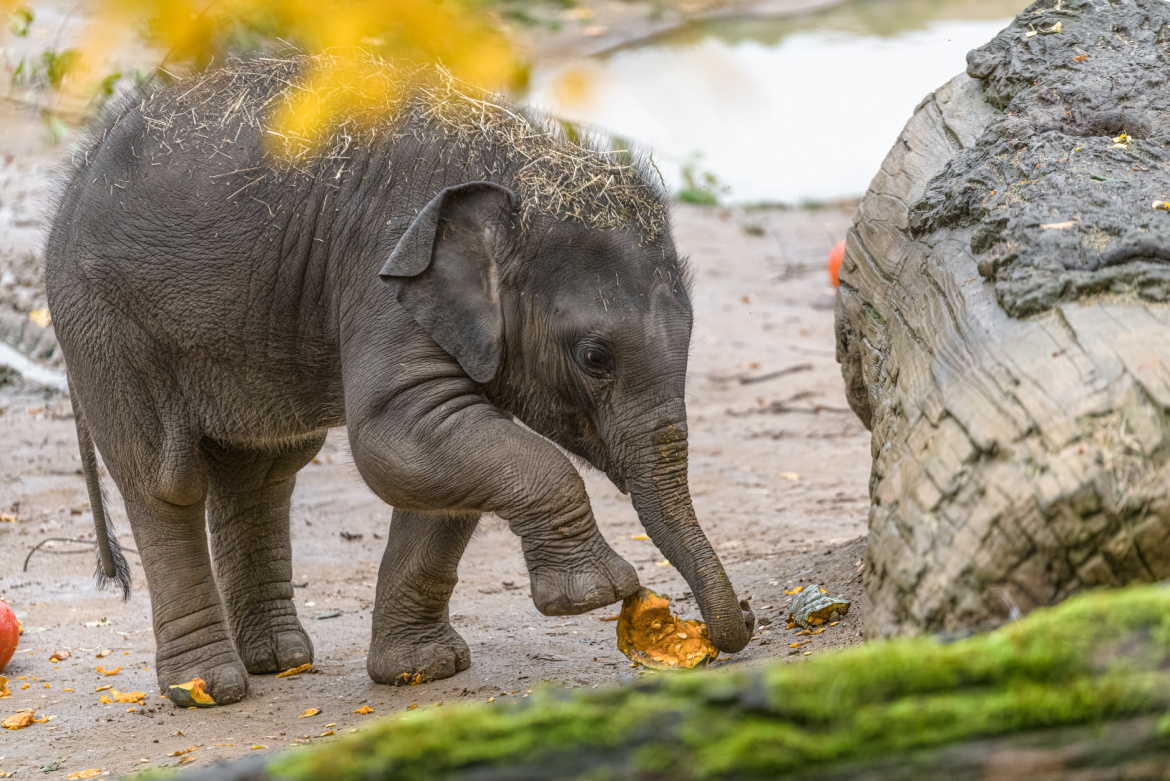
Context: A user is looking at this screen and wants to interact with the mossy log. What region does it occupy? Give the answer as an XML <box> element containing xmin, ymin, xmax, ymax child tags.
<box><xmin>168</xmin><ymin>586</ymin><xmax>1170</xmax><ymax>780</ymax></box>
<box><xmin>834</xmin><ymin>0</ymin><xmax>1170</xmax><ymax>638</ymax></box>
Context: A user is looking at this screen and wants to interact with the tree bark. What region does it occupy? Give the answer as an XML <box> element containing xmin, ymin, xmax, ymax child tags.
<box><xmin>835</xmin><ymin>0</ymin><xmax>1170</xmax><ymax>638</ymax></box>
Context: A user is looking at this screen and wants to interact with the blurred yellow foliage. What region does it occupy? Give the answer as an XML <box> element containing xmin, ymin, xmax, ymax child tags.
<box><xmin>4</xmin><ymin>0</ymin><xmax>520</xmax><ymax>146</ymax></box>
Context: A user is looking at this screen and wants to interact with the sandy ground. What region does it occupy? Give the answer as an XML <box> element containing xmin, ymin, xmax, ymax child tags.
<box><xmin>0</xmin><ymin>1</ymin><xmax>872</xmax><ymax>773</ymax></box>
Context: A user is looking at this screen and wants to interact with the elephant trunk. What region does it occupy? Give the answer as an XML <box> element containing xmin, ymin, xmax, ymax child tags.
<box><xmin>626</xmin><ymin>409</ymin><xmax>753</xmax><ymax>653</ymax></box>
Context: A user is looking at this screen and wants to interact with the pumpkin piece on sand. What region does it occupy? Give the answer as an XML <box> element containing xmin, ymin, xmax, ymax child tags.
<box><xmin>166</xmin><ymin>678</ymin><xmax>216</xmax><ymax>708</ymax></box>
<box><xmin>616</xmin><ymin>588</ymin><xmax>717</xmax><ymax>670</ymax></box>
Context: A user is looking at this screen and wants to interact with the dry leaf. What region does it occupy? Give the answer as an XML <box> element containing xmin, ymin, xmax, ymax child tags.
<box><xmin>654</xmin><ymin>560</ymin><xmax>672</xmax><ymax>567</ymax></box>
<box><xmin>779</xmin><ymin>472</ymin><xmax>801</xmax><ymax>481</ymax></box>
<box><xmin>784</xmin><ymin>586</ymin><xmax>804</xmax><ymax>595</ymax></box>
<box><xmin>179</xmin><ymin>756</ymin><xmax>196</xmax><ymax>765</ymax></box>
<box><xmin>168</xmin><ymin>746</ymin><xmax>198</xmax><ymax>757</ymax></box>
<box><xmin>167</xmin><ymin>678</ymin><xmax>215</xmax><ymax>708</ymax></box>
<box><xmin>0</xmin><ymin>514</ymin><xmax>15</xmax><ymax>523</ymax></box>
<box><xmin>0</xmin><ymin>677</ymin><xmax>8</xmax><ymax>699</ymax></box>
<box><xmin>1040</xmin><ymin>221</ymin><xmax>1077</xmax><ymax>230</ymax></box>
<box><xmin>299</xmin><ymin>708</ymin><xmax>321</xmax><ymax>718</ymax></box>
<box><xmin>629</xmin><ymin>534</ymin><xmax>649</xmax><ymax>541</ymax></box>
<box><xmin>99</xmin><ymin>695</ymin><xmax>112</xmax><ymax>704</ymax></box>
<box><xmin>275</xmin><ymin>663</ymin><xmax>311</xmax><ymax>678</ymax></box>
<box><xmin>97</xmin><ymin>665</ymin><xmax>120</xmax><ymax>676</ymax></box>
<box><xmin>49</xmin><ymin>650</ymin><xmax>70</xmax><ymax>663</ymax></box>
<box><xmin>251</xmin><ymin>745</ymin><xmax>266</xmax><ymax>750</ymax></box>
<box><xmin>353</xmin><ymin>705</ymin><xmax>374</xmax><ymax>714</ymax></box>
<box><xmin>27</xmin><ymin>308</ymin><xmax>51</xmax><ymax>328</ymax></box>
<box><xmin>320</xmin><ymin>729</ymin><xmax>335</xmax><ymax>736</ymax></box>
<box><xmin>66</xmin><ymin>771</ymin><xmax>102</xmax><ymax>780</ymax></box>
<box><xmin>616</xmin><ymin>588</ymin><xmax>717</xmax><ymax>670</ymax></box>
<box><xmin>95</xmin><ymin>649</ymin><xmax>111</xmax><ymax>658</ymax></box>
<box><xmin>1074</xmin><ymin>54</ymin><xmax>1088</xmax><ymax>62</ymax></box>
<box><xmin>1154</xmin><ymin>201</ymin><xmax>1170</xmax><ymax>212</ymax></box>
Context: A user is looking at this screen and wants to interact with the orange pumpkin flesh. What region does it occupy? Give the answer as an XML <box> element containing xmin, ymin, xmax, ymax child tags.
<box><xmin>616</xmin><ymin>588</ymin><xmax>717</xmax><ymax>670</ymax></box>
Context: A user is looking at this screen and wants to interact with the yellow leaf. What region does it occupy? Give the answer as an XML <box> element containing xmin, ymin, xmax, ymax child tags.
<box><xmin>251</xmin><ymin>745</ymin><xmax>266</xmax><ymax>750</ymax></box>
<box><xmin>99</xmin><ymin>695</ymin><xmax>112</xmax><ymax>704</ymax></box>
<box><xmin>67</xmin><ymin>771</ymin><xmax>103</xmax><ymax>780</ymax></box>
<box><xmin>629</xmin><ymin>534</ymin><xmax>649</xmax><ymax>541</ymax></box>
<box><xmin>1154</xmin><ymin>201</ymin><xmax>1170</xmax><ymax>212</ymax></box>
<box><xmin>299</xmin><ymin>708</ymin><xmax>321</xmax><ymax>718</ymax></box>
<box><xmin>97</xmin><ymin>665</ymin><xmax>120</xmax><ymax>675</ymax></box>
<box><xmin>27</xmin><ymin>308</ymin><xmax>51</xmax><ymax>328</ymax></box>
<box><xmin>353</xmin><ymin>705</ymin><xmax>374</xmax><ymax>714</ymax></box>
<box><xmin>275</xmin><ymin>663</ymin><xmax>311</xmax><ymax>678</ymax></box>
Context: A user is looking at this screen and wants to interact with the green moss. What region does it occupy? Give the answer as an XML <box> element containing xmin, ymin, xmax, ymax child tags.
<box><xmin>242</xmin><ymin>586</ymin><xmax>1170</xmax><ymax>779</ymax></box>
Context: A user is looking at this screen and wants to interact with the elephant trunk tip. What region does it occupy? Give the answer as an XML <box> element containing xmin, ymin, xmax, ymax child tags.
<box><xmin>707</xmin><ymin>600</ymin><xmax>755</xmax><ymax>654</ymax></box>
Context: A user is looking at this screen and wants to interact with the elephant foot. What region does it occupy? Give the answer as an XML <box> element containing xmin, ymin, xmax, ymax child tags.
<box><xmin>528</xmin><ymin>541</ymin><xmax>640</xmax><ymax>616</ymax></box>
<box><xmin>234</xmin><ymin>617</ymin><xmax>314</xmax><ymax>675</ymax></box>
<box><xmin>367</xmin><ymin>623</ymin><xmax>471</xmax><ymax>685</ymax></box>
<box><xmin>156</xmin><ymin>639</ymin><xmax>249</xmax><ymax>706</ymax></box>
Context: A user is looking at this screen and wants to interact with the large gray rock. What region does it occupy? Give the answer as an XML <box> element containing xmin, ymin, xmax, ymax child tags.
<box><xmin>836</xmin><ymin>0</ymin><xmax>1170</xmax><ymax>638</ymax></box>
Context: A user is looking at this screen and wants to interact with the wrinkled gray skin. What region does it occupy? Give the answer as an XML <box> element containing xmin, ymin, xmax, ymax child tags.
<box><xmin>44</xmin><ymin>74</ymin><xmax>753</xmax><ymax>704</ymax></box>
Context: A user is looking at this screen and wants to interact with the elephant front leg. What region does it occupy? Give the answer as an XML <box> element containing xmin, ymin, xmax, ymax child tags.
<box><xmin>352</xmin><ymin>408</ymin><xmax>639</xmax><ymax>621</ymax></box>
<box><xmin>368</xmin><ymin>509</ymin><xmax>478</xmax><ymax>685</ymax></box>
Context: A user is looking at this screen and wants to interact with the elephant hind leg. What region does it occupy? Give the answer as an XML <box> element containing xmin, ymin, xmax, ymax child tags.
<box><xmin>368</xmin><ymin>508</ymin><xmax>478</xmax><ymax>685</ymax></box>
<box><xmin>205</xmin><ymin>434</ymin><xmax>324</xmax><ymax>675</ymax></box>
<box><xmin>124</xmin><ymin>486</ymin><xmax>249</xmax><ymax>705</ymax></box>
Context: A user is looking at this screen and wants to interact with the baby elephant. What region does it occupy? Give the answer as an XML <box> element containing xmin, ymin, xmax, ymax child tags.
<box><xmin>45</xmin><ymin>55</ymin><xmax>753</xmax><ymax>704</ymax></box>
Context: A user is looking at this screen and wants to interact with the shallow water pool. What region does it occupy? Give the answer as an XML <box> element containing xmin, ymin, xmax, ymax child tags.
<box><xmin>526</xmin><ymin>0</ymin><xmax>1029</xmax><ymax>204</ymax></box>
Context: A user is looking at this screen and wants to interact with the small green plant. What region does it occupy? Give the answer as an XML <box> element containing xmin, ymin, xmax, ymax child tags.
<box><xmin>8</xmin><ymin>6</ymin><xmax>33</xmax><ymax>37</ymax></box>
<box><xmin>41</xmin><ymin>48</ymin><xmax>82</xmax><ymax>89</ymax></box>
<box><xmin>678</xmin><ymin>152</ymin><xmax>723</xmax><ymax>206</ymax></box>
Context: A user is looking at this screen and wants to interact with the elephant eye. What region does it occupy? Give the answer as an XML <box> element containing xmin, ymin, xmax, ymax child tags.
<box><xmin>576</xmin><ymin>343</ymin><xmax>614</xmax><ymax>377</ymax></box>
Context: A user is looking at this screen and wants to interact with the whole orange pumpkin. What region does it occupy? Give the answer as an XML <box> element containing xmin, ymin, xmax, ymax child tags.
<box><xmin>0</xmin><ymin>599</ymin><xmax>19</xmax><ymax>671</ymax></box>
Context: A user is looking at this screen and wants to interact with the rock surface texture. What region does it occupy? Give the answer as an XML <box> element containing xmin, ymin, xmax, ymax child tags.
<box><xmin>836</xmin><ymin>0</ymin><xmax>1170</xmax><ymax>638</ymax></box>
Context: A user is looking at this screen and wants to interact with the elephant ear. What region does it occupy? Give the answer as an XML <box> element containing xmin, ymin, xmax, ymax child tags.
<box><xmin>380</xmin><ymin>182</ymin><xmax>517</xmax><ymax>383</ymax></box>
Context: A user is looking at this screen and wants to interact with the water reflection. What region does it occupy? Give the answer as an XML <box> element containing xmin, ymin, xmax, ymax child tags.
<box><xmin>526</xmin><ymin>0</ymin><xmax>1029</xmax><ymax>204</ymax></box>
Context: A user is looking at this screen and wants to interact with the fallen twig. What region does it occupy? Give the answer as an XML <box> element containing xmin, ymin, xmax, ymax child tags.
<box><xmin>23</xmin><ymin>537</ymin><xmax>139</xmax><ymax>572</ymax></box>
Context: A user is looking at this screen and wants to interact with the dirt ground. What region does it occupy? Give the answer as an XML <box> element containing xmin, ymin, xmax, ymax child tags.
<box><xmin>0</xmin><ymin>4</ymin><xmax>872</xmax><ymax>775</ymax></box>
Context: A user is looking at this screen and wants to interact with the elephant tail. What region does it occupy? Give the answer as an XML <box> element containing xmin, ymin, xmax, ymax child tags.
<box><xmin>70</xmin><ymin>387</ymin><xmax>131</xmax><ymax>600</ymax></box>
